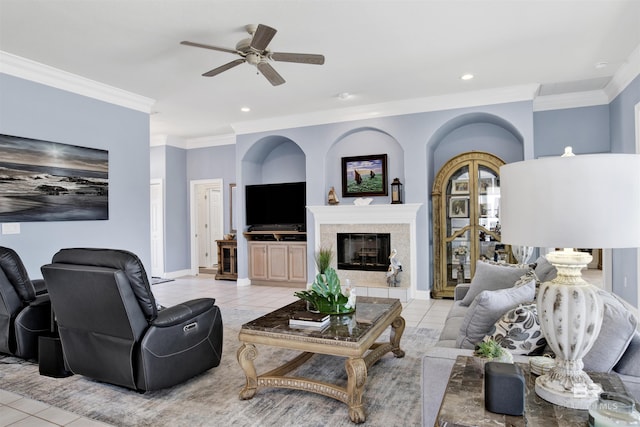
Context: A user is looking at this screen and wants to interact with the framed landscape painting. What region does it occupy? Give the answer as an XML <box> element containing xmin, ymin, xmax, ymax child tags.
<box><xmin>0</xmin><ymin>133</ymin><xmax>109</xmax><ymax>222</ymax></box>
<box><xmin>341</xmin><ymin>154</ymin><xmax>388</xmax><ymax>198</ymax></box>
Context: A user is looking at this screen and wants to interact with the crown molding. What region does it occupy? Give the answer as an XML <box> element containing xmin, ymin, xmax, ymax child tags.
<box><xmin>0</xmin><ymin>51</ymin><xmax>155</xmax><ymax>113</ymax></box>
<box><xmin>150</xmin><ymin>135</ymin><xmax>168</xmax><ymax>147</ymax></box>
<box><xmin>231</xmin><ymin>84</ymin><xmax>539</xmax><ymax>135</ymax></box>
<box><xmin>186</xmin><ymin>134</ymin><xmax>236</xmax><ymax>149</ymax></box>
<box><xmin>533</xmin><ymin>90</ymin><xmax>610</xmax><ymax>112</ymax></box>
<box><xmin>604</xmin><ymin>45</ymin><xmax>640</xmax><ymax>102</ymax></box>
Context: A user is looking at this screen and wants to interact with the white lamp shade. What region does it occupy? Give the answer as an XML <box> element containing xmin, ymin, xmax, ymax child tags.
<box><xmin>500</xmin><ymin>154</ymin><xmax>640</xmax><ymax>249</ymax></box>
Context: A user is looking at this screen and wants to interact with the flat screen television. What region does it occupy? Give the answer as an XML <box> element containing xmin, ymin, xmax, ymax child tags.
<box><xmin>245</xmin><ymin>182</ymin><xmax>306</xmax><ymax>231</ymax></box>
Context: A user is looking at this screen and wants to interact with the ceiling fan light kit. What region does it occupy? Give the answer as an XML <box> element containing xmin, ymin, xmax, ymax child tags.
<box><xmin>181</xmin><ymin>24</ymin><xmax>325</xmax><ymax>86</ymax></box>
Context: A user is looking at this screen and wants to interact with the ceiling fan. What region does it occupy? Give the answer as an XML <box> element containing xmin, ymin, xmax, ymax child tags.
<box><xmin>181</xmin><ymin>24</ymin><xmax>325</xmax><ymax>86</ymax></box>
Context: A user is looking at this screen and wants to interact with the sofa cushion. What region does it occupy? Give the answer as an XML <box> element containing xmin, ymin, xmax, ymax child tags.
<box><xmin>582</xmin><ymin>289</ymin><xmax>637</xmax><ymax>372</ymax></box>
<box><xmin>614</xmin><ymin>331</ymin><xmax>640</xmax><ymax>377</ymax></box>
<box><xmin>484</xmin><ymin>303</ymin><xmax>546</xmax><ymax>355</ymax></box>
<box><xmin>456</xmin><ymin>277</ymin><xmax>536</xmax><ymax>349</ymax></box>
<box><xmin>460</xmin><ymin>261</ymin><xmax>531</xmax><ymax>306</ymax></box>
<box><xmin>533</xmin><ymin>255</ymin><xmax>557</xmax><ymax>283</ymax></box>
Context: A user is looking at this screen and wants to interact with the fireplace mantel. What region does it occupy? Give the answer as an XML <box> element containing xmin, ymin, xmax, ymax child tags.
<box><xmin>307</xmin><ymin>204</ymin><xmax>422</xmax><ymax>224</ymax></box>
<box><xmin>308</xmin><ymin>203</ymin><xmax>423</xmax><ymax>300</ymax></box>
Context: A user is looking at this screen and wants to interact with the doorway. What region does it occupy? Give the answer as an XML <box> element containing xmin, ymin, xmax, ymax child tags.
<box><xmin>150</xmin><ymin>179</ymin><xmax>164</xmax><ymax>277</ymax></box>
<box><xmin>190</xmin><ymin>179</ymin><xmax>224</xmax><ymax>275</ymax></box>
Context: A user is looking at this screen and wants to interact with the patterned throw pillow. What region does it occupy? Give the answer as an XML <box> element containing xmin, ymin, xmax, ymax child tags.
<box><xmin>484</xmin><ymin>303</ymin><xmax>547</xmax><ymax>355</ymax></box>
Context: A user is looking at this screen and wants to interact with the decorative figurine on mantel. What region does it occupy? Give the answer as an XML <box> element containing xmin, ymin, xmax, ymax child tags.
<box><xmin>328</xmin><ymin>186</ymin><xmax>339</xmax><ymax>205</ymax></box>
<box><xmin>386</xmin><ymin>248</ymin><xmax>402</xmax><ymax>287</ymax></box>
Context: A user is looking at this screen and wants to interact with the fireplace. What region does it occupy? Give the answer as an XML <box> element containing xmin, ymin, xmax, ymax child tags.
<box><xmin>337</xmin><ymin>233</ymin><xmax>390</xmax><ymax>272</ymax></box>
<box><xmin>307</xmin><ymin>204</ymin><xmax>423</xmax><ymax>301</ymax></box>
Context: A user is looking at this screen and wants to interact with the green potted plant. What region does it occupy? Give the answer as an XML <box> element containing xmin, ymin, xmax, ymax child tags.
<box><xmin>474</xmin><ymin>339</ymin><xmax>513</xmax><ymax>367</ymax></box>
<box><xmin>294</xmin><ymin>247</ymin><xmax>355</xmax><ymax>315</ymax></box>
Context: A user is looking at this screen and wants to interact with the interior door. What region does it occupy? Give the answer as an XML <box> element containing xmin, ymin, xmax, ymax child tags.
<box><xmin>196</xmin><ymin>183</ymin><xmax>224</xmax><ymax>269</ymax></box>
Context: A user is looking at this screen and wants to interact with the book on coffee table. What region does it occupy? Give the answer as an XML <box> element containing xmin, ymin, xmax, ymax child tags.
<box><xmin>289</xmin><ymin>311</ymin><xmax>330</xmax><ymax>328</ymax></box>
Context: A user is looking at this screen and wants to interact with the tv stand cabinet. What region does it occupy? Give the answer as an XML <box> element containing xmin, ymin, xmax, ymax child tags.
<box><xmin>244</xmin><ymin>231</ymin><xmax>307</xmax><ymax>287</ymax></box>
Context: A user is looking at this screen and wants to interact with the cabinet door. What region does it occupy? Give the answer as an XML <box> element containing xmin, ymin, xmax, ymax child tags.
<box><xmin>267</xmin><ymin>244</ymin><xmax>289</xmax><ymax>281</ymax></box>
<box><xmin>432</xmin><ymin>152</ymin><xmax>505</xmax><ymax>298</ymax></box>
<box><xmin>288</xmin><ymin>244</ymin><xmax>307</xmax><ymax>283</ymax></box>
<box><xmin>248</xmin><ymin>243</ymin><xmax>268</xmax><ymax>280</ymax></box>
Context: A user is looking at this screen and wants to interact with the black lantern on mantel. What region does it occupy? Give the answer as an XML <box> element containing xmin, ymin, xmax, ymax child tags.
<box><xmin>390</xmin><ymin>178</ymin><xmax>403</xmax><ymax>204</ymax></box>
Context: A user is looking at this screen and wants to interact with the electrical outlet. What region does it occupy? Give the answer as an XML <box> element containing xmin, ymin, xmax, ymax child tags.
<box><xmin>1</xmin><ymin>223</ymin><xmax>20</xmax><ymax>234</ymax></box>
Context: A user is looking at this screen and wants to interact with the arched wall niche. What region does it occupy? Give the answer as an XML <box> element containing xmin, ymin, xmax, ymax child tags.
<box><xmin>242</xmin><ymin>135</ymin><xmax>306</xmax><ymax>185</ymax></box>
<box><xmin>424</xmin><ymin>112</ymin><xmax>525</xmax><ymax>289</ymax></box>
<box><xmin>326</xmin><ymin>127</ymin><xmax>405</xmax><ymax>204</ymax></box>
<box><xmin>427</xmin><ymin>112</ymin><xmax>525</xmax><ymax>183</ymax></box>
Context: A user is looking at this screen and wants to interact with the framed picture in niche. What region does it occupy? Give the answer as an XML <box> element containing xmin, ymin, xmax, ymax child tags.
<box><xmin>341</xmin><ymin>154</ymin><xmax>388</xmax><ymax>197</ymax></box>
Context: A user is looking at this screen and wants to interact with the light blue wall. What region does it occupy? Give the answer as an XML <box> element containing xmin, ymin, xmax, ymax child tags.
<box><xmin>610</xmin><ymin>75</ymin><xmax>640</xmax><ymax>305</ymax></box>
<box><xmin>0</xmin><ymin>73</ymin><xmax>151</xmax><ymax>278</ymax></box>
<box><xmin>534</xmin><ymin>105</ymin><xmax>611</xmax><ymax>157</ymax></box>
<box><xmin>185</xmin><ymin>144</ymin><xmax>237</xmax><ymax>240</ymax></box>
<box><xmin>164</xmin><ymin>145</ymin><xmax>189</xmax><ymax>272</ymax></box>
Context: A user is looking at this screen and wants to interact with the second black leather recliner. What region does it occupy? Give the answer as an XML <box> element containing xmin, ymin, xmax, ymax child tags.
<box><xmin>41</xmin><ymin>248</ymin><xmax>223</xmax><ymax>391</ymax></box>
<box><xmin>0</xmin><ymin>246</ymin><xmax>51</xmax><ymax>359</ymax></box>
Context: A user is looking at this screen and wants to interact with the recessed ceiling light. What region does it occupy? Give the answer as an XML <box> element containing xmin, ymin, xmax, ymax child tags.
<box><xmin>460</xmin><ymin>73</ymin><xmax>474</xmax><ymax>81</ymax></box>
<box><xmin>595</xmin><ymin>61</ymin><xmax>608</xmax><ymax>69</ymax></box>
<box><xmin>337</xmin><ymin>92</ymin><xmax>352</xmax><ymax>100</ymax></box>
<box><xmin>240</xmin><ymin>107</ymin><xmax>251</xmax><ymax>112</ymax></box>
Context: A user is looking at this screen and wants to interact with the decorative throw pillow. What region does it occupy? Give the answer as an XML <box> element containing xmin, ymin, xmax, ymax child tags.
<box><xmin>460</xmin><ymin>260</ymin><xmax>531</xmax><ymax>306</ymax></box>
<box><xmin>614</xmin><ymin>331</ymin><xmax>640</xmax><ymax>377</ymax></box>
<box><xmin>533</xmin><ymin>256</ymin><xmax>557</xmax><ymax>283</ymax></box>
<box><xmin>582</xmin><ymin>289</ymin><xmax>637</xmax><ymax>372</ymax></box>
<box><xmin>484</xmin><ymin>303</ymin><xmax>547</xmax><ymax>355</ymax></box>
<box><xmin>456</xmin><ymin>276</ymin><xmax>536</xmax><ymax>349</ymax></box>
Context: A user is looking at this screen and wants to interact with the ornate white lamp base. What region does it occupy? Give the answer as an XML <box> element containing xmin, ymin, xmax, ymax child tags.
<box><xmin>535</xmin><ymin>249</ymin><xmax>604</xmax><ymax>409</ymax></box>
<box><xmin>535</xmin><ymin>364</ymin><xmax>602</xmax><ymax>409</ymax></box>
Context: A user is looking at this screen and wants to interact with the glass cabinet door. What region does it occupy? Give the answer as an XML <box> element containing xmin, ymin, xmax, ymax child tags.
<box><xmin>446</xmin><ymin>165</ymin><xmax>471</xmax><ymax>289</ymax></box>
<box><xmin>477</xmin><ymin>166</ymin><xmax>507</xmax><ymax>263</ymax></box>
<box><xmin>432</xmin><ymin>152</ymin><xmax>507</xmax><ymax>298</ymax></box>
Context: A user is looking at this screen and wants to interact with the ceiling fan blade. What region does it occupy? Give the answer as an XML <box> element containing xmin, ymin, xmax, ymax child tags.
<box><xmin>271</xmin><ymin>52</ymin><xmax>325</xmax><ymax>65</ymax></box>
<box><xmin>257</xmin><ymin>62</ymin><xmax>285</xmax><ymax>86</ymax></box>
<box><xmin>180</xmin><ymin>40</ymin><xmax>237</xmax><ymax>55</ymax></box>
<box><xmin>250</xmin><ymin>24</ymin><xmax>277</xmax><ymax>52</ymax></box>
<box><xmin>202</xmin><ymin>59</ymin><xmax>245</xmax><ymax>77</ymax></box>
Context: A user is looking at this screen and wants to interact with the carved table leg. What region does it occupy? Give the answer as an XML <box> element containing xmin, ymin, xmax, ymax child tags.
<box><xmin>237</xmin><ymin>343</ymin><xmax>258</xmax><ymax>400</ymax></box>
<box><xmin>390</xmin><ymin>316</ymin><xmax>406</xmax><ymax>358</ymax></box>
<box><xmin>345</xmin><ymin>357</ymin><xmax>367</xmax><ymax>423</ymax></box>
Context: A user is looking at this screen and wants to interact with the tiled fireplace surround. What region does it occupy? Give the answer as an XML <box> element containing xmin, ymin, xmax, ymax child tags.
<box><xmin>308</xmin><ymin>204</ymin><xmax>422</xmax><ymax>302</ymax></box>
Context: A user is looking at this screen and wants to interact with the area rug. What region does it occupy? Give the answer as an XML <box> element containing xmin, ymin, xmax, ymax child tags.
<box><xmin>0</xmin><ymin>308</ymin><xmax>438</xmax><ymax>427</ymax></box>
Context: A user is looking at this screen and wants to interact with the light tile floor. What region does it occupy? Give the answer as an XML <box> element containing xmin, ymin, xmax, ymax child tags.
<box><xmin>0</xmin><ymin>275</ymin><xmax>453</xmax><ymax>426</ymax></box>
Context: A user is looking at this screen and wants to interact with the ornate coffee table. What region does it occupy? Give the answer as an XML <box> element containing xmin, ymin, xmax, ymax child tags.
<box><xmin>237</xmin><ymin>296</ymin><xmax>405</xmax><ymax>423</ymax></box>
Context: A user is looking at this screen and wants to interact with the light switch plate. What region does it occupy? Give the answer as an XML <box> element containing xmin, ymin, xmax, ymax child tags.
<box><xmin>1</xmin><ymin>223</ymin><xmax>21</xmax><ymax>234</ymax></box>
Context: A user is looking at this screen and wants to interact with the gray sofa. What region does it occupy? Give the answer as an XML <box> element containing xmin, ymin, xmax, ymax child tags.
<box><xmin>422</xmin><ymin>259</ymin><xmax>640</xmax><ymax>427</ymax></box>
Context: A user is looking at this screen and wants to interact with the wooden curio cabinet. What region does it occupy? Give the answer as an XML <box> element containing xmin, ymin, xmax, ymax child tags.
<box><xmin>431</xmin><ymin>151</ymin><xmax>508</xmax><ymax>298</ymax></box>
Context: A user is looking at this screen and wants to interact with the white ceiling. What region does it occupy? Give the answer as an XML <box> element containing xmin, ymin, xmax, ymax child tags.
<box><xmin>1</xmin><ymin>0</ymin><xmax>639</xmax><ymax>140</ymax></box>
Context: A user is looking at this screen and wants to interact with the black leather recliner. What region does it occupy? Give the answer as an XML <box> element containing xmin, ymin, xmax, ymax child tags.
<box><xmin>41</xmin><ymin>248</ymin><xmax>223</xmax><ymax>391</ymax></box>
<box><xmin>0</xmin><ymin>246</ymin><xmax>51</xmax><ymax>359</ymax></box>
